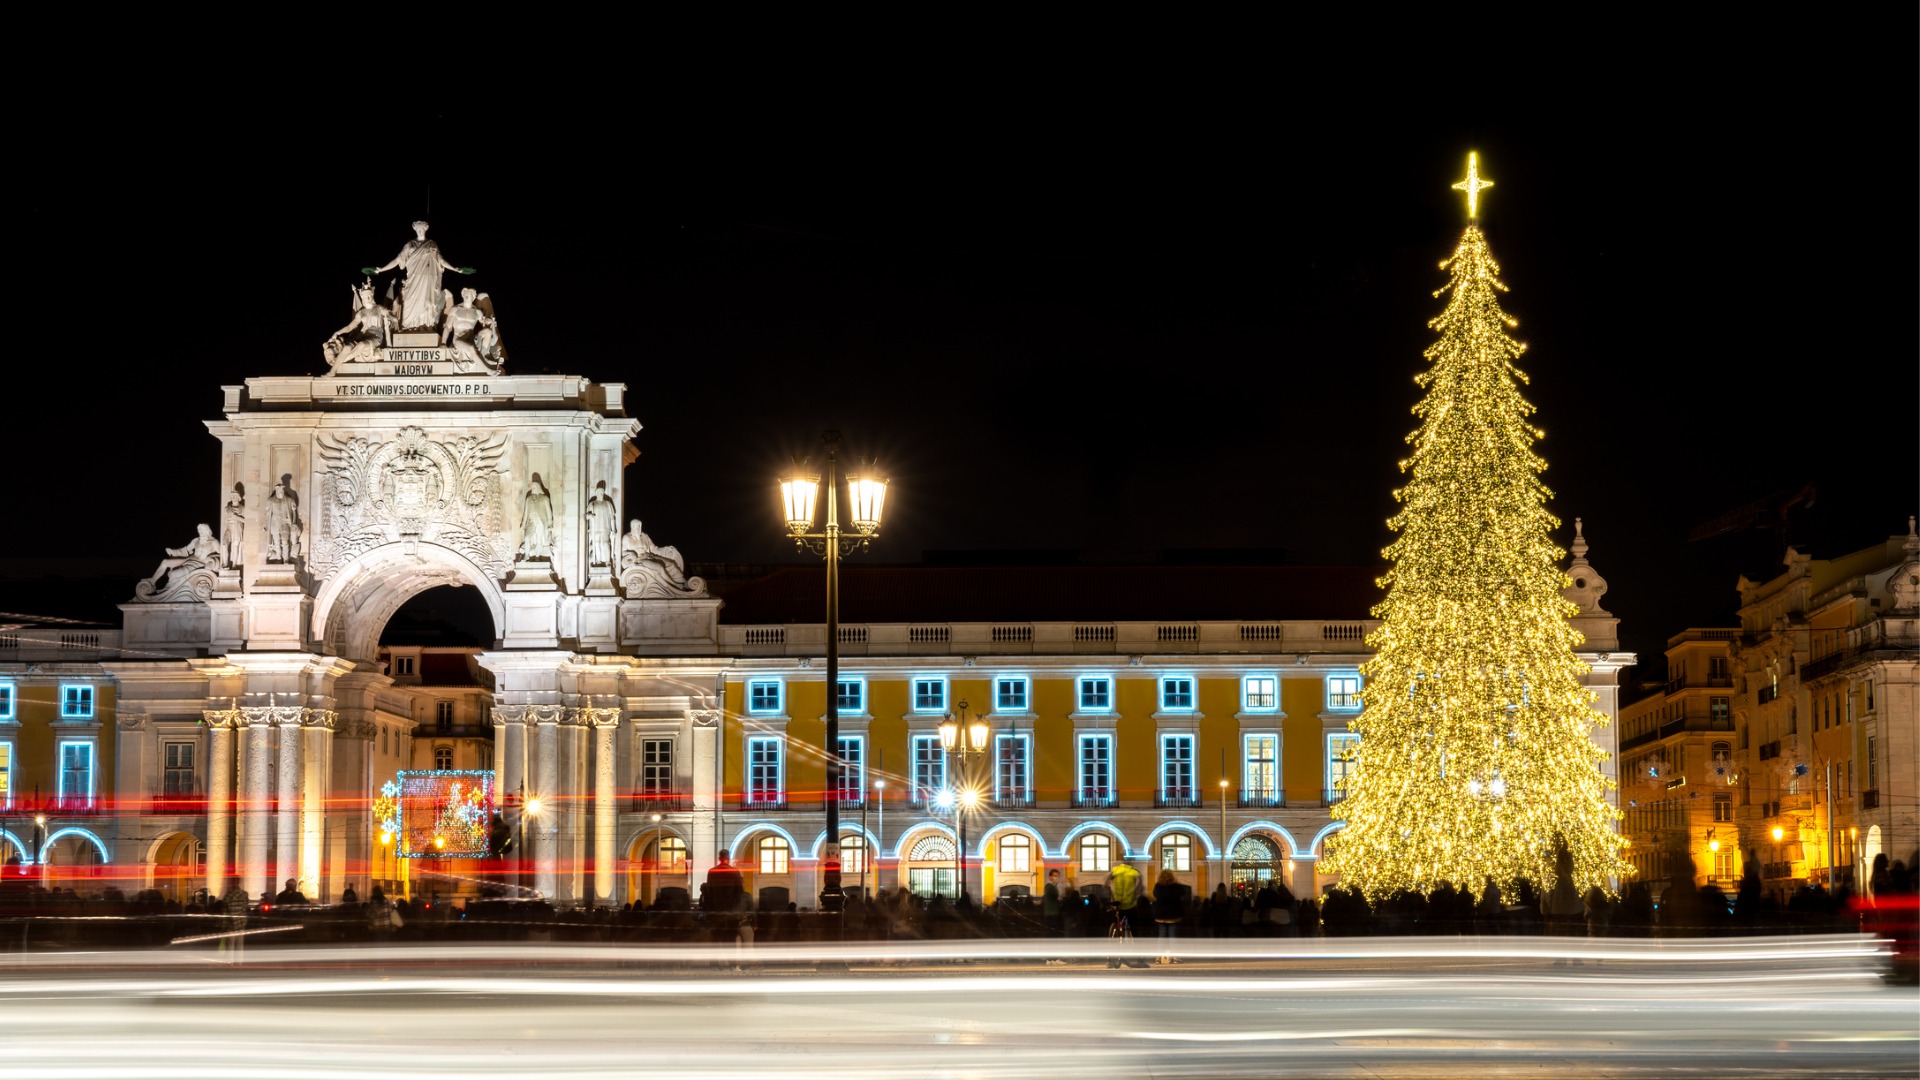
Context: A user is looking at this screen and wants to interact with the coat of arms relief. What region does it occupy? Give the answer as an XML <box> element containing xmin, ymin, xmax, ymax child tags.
<box><xmin>311</xmin><ymin>426</ymin><xmax>512</xmax><ymax>582</ymax></box>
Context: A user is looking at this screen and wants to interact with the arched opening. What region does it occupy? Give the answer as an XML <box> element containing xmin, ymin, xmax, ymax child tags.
<box><xmin>39</xmin><ymin>829</ymin><xmax>111</xmax><ymax>895</ymax></box>
<box><xmin>1231</xmin><ymin>834</ymin><xmax>1282</xmax><ymax>896</ymax></box>
<box><xmin>904</xmin><ymin>833</ymin><xmax>958</xmax><ymax>899</ymax></box>
<box><xmin>383</xmin><ymin>585</ymin><xmax>496</xmax><ymax>648</ymax></box>
<box><xmin>627</xmin><ymin>828</ymin><xmax>689</xmax><ymax>909</ymax></box>
<box><xmin>147</xmin><ymin>831</ymin><xmax>205</xmax><ymax>904</ymax></box>
<box><xmin>312</xmin><ymin>542</ymin><xmax>506</xmax><ymax>662</ymax></box>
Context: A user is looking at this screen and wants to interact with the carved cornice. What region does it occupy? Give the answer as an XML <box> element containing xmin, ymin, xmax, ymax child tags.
<box><xmin>239</xmin><ymin>705</ymin><xmax>310</xmax><ymax>727</ymax></box>
<box><xmin>117</xmin><ymin>705</ymin><xmax>148</xmax><ymax>731</ymax></box>
<box><xmin>303</xmin><ymin>708</ymin><xmax>339</xmax><ymax>730</ymax></box>
<box><xmin>572</xmin><ymin>706</ymin><xmax>623</xmax><ymax>729</ymax></box>
<box><xmin>202</xmin><ymin>707</ymin><xmax>243</xmax><ymax>730</ymax></box>
<box><xmin>492</xmin><ymin>705</ymin><xmax>529</xmax><ymax>725</ymax></box>
<box><xmin>529</xmin><ymin>704</ymin><xmax>566</xmax><ymax>726</ymax></box>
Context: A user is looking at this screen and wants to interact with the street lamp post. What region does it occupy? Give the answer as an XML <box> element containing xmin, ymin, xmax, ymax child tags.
<box><xmin>649</xmin><ymin>813</ymin><xmax>663</xmax><ymax>907</ymax></box>
<box><xmin>872</xmin><ymin>779</ymin><xmax>885</xmax><ymax>898</ymax></box>
<box><xmin>939</xmin><ymin>701</ymin><xmax>990</xmax><ymax>902</ymax></box>
<box><xmin>521</xmin><ymin>791</ymin><xmax>542</xmax><ymax>898</ymax></box>
<box><xmin>781</xmin><ymin>431</ymin><xmax>889</xmax><ymax>915</ymax></box>
<box><xmin>1218</xmin><ymin>777</ymin><xmax>1230</xmax><ymax>894</ymax></box>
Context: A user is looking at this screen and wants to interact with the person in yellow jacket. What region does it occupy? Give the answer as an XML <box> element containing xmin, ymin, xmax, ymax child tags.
<box><xmin>1106</xmin><ymin>861</ymin><xmax>1148</xmax><ymax>968</ymax></box>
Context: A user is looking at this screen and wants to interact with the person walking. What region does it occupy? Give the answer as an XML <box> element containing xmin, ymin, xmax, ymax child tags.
<box><xmin>1151</xmin><ymin>868</ymin><xmax>1190</xmax><ymax>965</ymax></box>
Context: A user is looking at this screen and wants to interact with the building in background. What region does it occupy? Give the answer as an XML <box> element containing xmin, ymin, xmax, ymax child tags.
<box><xmin>1617</xmin><ymin>629</ymin><xmax>1740</xmax><ymax>896</ymax></box>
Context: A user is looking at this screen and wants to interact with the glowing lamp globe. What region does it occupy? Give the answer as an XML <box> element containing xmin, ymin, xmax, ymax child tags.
<box><xmin>779</xmin><ymin>468</ymin><xmax>820</xmax><ymax>537</ymax></box>
<box><xmin>845</xmin><ymin>471</ymin><xmax>889</xmax><ymax>535</ymax></box>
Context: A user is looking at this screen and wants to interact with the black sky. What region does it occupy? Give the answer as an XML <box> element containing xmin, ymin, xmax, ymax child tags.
<box><xmin>8</xmin><ymin>30</ymin><xmax>1916</xmax><ymax>677</ymax></box>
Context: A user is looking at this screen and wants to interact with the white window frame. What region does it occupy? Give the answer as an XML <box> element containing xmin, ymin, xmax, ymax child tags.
<box><xmin>0</xmin><ymin>683</ymin><xmax>14</xmax><ymax>721</ymax></box>
<box><xmin>58</xmin><ymin>739</ymin><xmax>96</xmax><ymax>808</ymax></box>
<box><xmin>759</xmin><ymin>835</ymin><xmax>790</xmax><ymax>874</ymax></box>
<box><xmin>659</xmin><ymin>835</ymin><xmax>688</xmax><ymax>872</ymax></box>
<box><xmin>841</xmin><ymin>833</ymin><xmax>867</xmax><ymax>875</ymax></box>
<box><xmin>1160</xmin><ymin>675</ymin><xmax>1196</xmax><ymax>713</ymax></box>
<box><xmin>834</xmin><ymin>677</ymin><xmax>865</xmax><ymax>714</ymax></box>
<box><xmin>60</xmin><ymin>684</ymin><xmax>95</xmax><ymax>719</ymax></box>
<box><xmin>1077</xmin><ymin>676</ymin><xmax>1112</xmax><ymax>713</ymax></box>
<box><xmin>998</xmin><ymin>833</ymin><xmax>1032</xmax><ymax>873</ymax></box>
<box><xmin>162</xmin><ymin>741</ymin><xmax>196</xmax><ymax>797</ymax></box>
<box><xmin>746</xmin><ymin>679</ymin><xmax>783</xmax><ymax>716</ymax></box>
<box><xmin>640</xmin><ymin>738</ymin><xmax>675</xmax><ymax>799</ymax></box>
<box><xmin>0</xmin><ymin>739</ymin><xmax>12</xmax><ymax>808</ymax></box>
<box><xmin>1327</xmin><ymin>732</ymin><xmax>1360</xmax><ymax>795</ymax></box>
<box><xmin>1079</xmin><ymin>832</ymin><xmax>1112</xmax><ymax>873</ymax></box>
<box><xmin>835</xmin><ymin>734</ymin><xmax>865</xmax><ymax>802</ymax></box>
<box><xmin>1160</xmin><ymin>833</ymin><xmax>1193</xmax><ymax>872</ymax></box>
<box><xmin>994</xmin><ymin>733</ymin><xmax>1031</xmax><ymax>803</ymax></box>
<box><xmin>994</xmin><ymin>676</ymin><xmax>1030</xmax><ymax>713</ymax></box>
<box><xmin>910</xmin><ymin>734</ymin><xmax>947</xmax><ymax>803</ymax></box>
<box><xmin>911</xmin><ymin>676</ymin><xmax>948</xmax><ymax>714</ymax></box>
<box><xmin>1078</xmin><ymin>734</ymin><xmax>1113</xmax><ymax>804</ymax></box>
<box><xmin>1243</xmin><ymin>674</ymin><xmax>1278</xmax><ymax>712</ymax></box>
<box><xmin>1243</xmin><ymin>733</ymin><xmax>1279</xmax><ymax>802</ymax></box>
<box><xmin>1160</xmin><ymin>733</ymin><xmax>1195</xmax><ymax>801</ymax></box>
<box><xmin>1326</xmin><ymin>673</ymin><xmax>1362</xmax><ymax>712</ymax></box>
<box><xmin>747</xmin><ymin>736</ymin><xmax>784</xmax><ymax>805</ymax></box>
<box><xmin>392</xmin><ymin>655</ymin><xmax>415</xmax><ymax>677</ymax></box>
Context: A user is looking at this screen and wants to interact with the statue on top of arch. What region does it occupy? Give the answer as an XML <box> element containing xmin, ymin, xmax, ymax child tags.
<box><xmin>363</xmin><ymin>220</ymin><xmax>474</xmax><ymax>333</ymax></box>
<box><xmin>327</xmin><ymin>221</ymin><xmax>507</xmax><ymax>375</ymax></box>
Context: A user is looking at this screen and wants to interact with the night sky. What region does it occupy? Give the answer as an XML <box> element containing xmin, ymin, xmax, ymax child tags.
<box><xmin>10</xmin><ymin>35</ymin><xmax>1915</xmax><ymax>679</ymax></box>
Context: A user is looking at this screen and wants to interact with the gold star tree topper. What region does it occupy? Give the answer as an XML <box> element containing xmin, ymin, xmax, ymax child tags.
<box><xmin>1452</xmin><ymin>152</ymin><xmax>1493</xmax><ymax>219</ymax></box>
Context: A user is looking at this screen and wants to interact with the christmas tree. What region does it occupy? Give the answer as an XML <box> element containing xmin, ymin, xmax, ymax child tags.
<box><xmin>1320</xmin><ymin>154</ymin><xmax>1627</xmax><ymax>900</ymax></box>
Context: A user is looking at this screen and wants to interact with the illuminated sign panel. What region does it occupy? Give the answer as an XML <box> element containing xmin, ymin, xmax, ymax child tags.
<box><xmin>391</xmin><ymin>770</ymin><xmax>494</xmax><ymax>859</ymax></box>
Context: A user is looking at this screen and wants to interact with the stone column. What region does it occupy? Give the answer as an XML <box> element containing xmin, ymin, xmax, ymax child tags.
<box><xmin>534</xmin><ymin>705</ymin><xmax>561</xmax><ymax>901</ymax></box>
<box><xmin>496</xmin><ymin>707</ymin><xmax>528</xmax><ymax>808</ymax></box>
<box><xmin>240</xmin><ymin>709</ymin><xmax>277</xmax><ymax>903</ymax></box>
<box><xmin>690</xmin><ymin>705</ymin><xmax>721</xmax><ymax>887</ymax></box>
<box><xmin>300</xmin><ymin>710</ymin><xmax>334</xmax><ymax>900</ymax></box>
<box><xmin>590</xmin><ymin>709</ymin><xmax>620</xmax><ymax>906</ymax></box>
<box><xmin>203</xmin><ymin>705</ymin><xmax>239</xmax><ymax>899</ymax></box>
<box><xmin>276</xmin><ymin>713</ymin><xmax>303</xmax><ymax>898</ymax></box>
<box><xmin>559</xmin><ymin>714</ymin><xmax>590</xmax><ymax>905</ymax></box>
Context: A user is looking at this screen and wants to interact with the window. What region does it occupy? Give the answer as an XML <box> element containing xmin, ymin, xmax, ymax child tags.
<box><xmin>995</xmin><ymin>676</ymin><xmax>1029</xmax><ymax>712</ymax></box>
<box><xmin>659</xmin><ymin>836</ymin><xmax>687</xmax><ymax>872</ymax></box>
<box><xmin>1327</xmin><ymin>733</ymin><xmax>1360</xmax><ymax>797</ymax></box>
<box><xmin>1244</xmin><ymin>734</ymin><xmax>1279</xmax><ymax>802</ymax></box>
<box><xmin>0</xmin><ymin>741</ymin><xmax>10</xmax><ymax>806</ymax></box>
<box><xmin>60</xmin><ymin>684</ymin><xmax>95</xmax><ymax>719</ymax></box>
<box><xmin>835</xmin><ymin>736</ymin><xmax>864</xmax><ymax>803</ymax></box>
<box><xmin>59</xmin><ymin>741</ymin><xmax>94</xmax><ymax>808</ymax></box>
<box><xmin>163</xmin><ymin>742</ymin><xmax>196</xmax><ymax>796</ymax></box>
<box><xmin>841</xmin><ymin>834</ymin><xmax>867</xmax><ymax>874</ymax></box>
<box><xmin>835</xmin><ymin>678</ymin><xmax>864</xmax><ymax>713</ymax></box>
<box><xmin>1160</xmin><ymin>833</ymin><xmax>1192</xmax><ymax>872</ymax></box>
<box><xmin>1079</xmin><ymin>833</ymin><xmax>1112</xmax><ymax>873</ymax></box>
<box><xmin>999</xmin><ymin>833</ymin><xmax>1032</xmax><ymax>873</ymax></box>
<box><xmin>1243</xmin><ymin>675</ymin><xmax>1277</xmax><ymax>712</ymax></box>
<box><xmin>433</xmin><ymin>746</ymin><xmax>453</xmax><ymax>770</ymax></box>
<box><xmin>1710</xmin><ymin>697</ymin><xmax>1730</xmax><ymax>725</ymax></box>
<box><xmin>1866</xmin><ymin>681</ymin><xmax>1875</xmax><ymax>712</ymax></box>
<box><xmin>0</xmin><ymin>684</ymin><xmax>13</xmax><ymax>721</ymax></box>
<box><xmin>912</xmin><ymin>677</ymin><xmax>947</xmax><ymax>713</ymax></box>
<box><xmin>747</xmin><ymin>737</ymin><xmax>783</xmax><ymax>804</ymax></box>
<box><xmin>1160</xmin><ymin>734</ymin><xmax>1195</xmax><ymax>802</ymax></box>
<box><xmin>1160</xmin><ymin>676</ymin><xmax>1195</xmax><ymax>712</ymax></box>
<box><xmin>392</xmin><ymin>656</ymin><xmax>415</xmax><ymax>677</ymax></box>
<box><xmin>1326</xmin><ymin>674</ymin><xmax>1362</xmax><ymax>711</ymax></box>
<box><xmin>1078</xmin><ymin>735</ymin><xmax>1113</xmax><ymax>804</ymax></box>
<box><xmin>911</xmin><ymin>735</ymin><xmax>946</xmax><ymax>803</ymax></box>
<box><xmin>758</xmin><ymin>836</ymin><xmax>790</xmax><ymax>874</ymax></box>
<box><xmin>1713</xmin><ymin>793</ymin><xmax>1732</xmax><ymax>822</ymax></box>
<box><xmin>995</xmin><ymin>734</ymin><xmax>1031</xmax><ymax>803</ymax></box>
<box><xmin>436</xmin><ymin>701</ymin><xmax>454</xmax><ymax>730</ymax></box>
<box><xmin>479</xmin><ymin>744</ymin><xmax>493</xmax><ymax>772</ymax></box>
<box><xmin>747</xmin><ymin>679</ymin><xmax>782</xmax><ymax>715</ymax></box>
<box><xmin>641</xmin><ymin>739</ymin><xmax>674</xmax><ymax>800</ymax></box>
<box><xmin>1077</xmin><ymin>676</ymin><xmax>1112</xmax><ymax>712</ymax></box>
<box><xmin>1866</xmin><ymin>736</ymin><xmax>1877</xmax><ymax>790</ymax></box>
<box><xmin>1709</xmin><ymin>656</ymin><xmax>1728</xmax><ymax>680</ymax></box>
<box><xmin>1714</xmin><ymin>851</ymin><xmax>1736</xmax><ymax>881</ymax></box>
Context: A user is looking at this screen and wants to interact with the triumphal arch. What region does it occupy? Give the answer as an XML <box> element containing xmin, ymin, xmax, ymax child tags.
<box><xmin>113</xmin><ymin>223</ymin><xmax>725</xmax><ymax>907</ymax></box>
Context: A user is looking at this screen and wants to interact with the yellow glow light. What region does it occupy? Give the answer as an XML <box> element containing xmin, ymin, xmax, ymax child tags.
<box><xmin>1772</xmin><ymin>826</ymin><xmax>1785</xmax><ymax>841</ymax></box>
<box><xmin>1709</xmin><ymin>840</ymin><xmax>1721</xmax><ymax>853</ymax></box>
<box><xmin>1452</xmin><ymin>152</ymin><xmax>1493</xmax><ymax>220</ymax></box>
<box><xmin>525</xmin><ymin>796</ymin><xmax>544</xmax><ymax>817</ymax></box>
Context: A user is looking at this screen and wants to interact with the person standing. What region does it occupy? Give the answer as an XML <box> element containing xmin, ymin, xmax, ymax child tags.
<box><xmin>1152</xmin><ymin>868</ymin><xmax>1191</xmax><ymax>965</ymax></box>
<box><xmin>1106</xmin><ymin>860</ymin><xmax>1147</xmax><ymax>968</ymax></box>
<box><xmin>702</xmin><ymin>852</ymin><xmax>745</xmax><ymax>945</ymax></box>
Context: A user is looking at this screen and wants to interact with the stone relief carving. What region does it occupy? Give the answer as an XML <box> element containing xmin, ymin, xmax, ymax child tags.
<box><xmin>517</xmin><ymin>475</ymin><xmax>555</xmax><ymax>562</ymax></box>
<box><xmin>202</xmin><ymin>705</ymin><xmax>243</xmax><ymax>729</ymax></box>
<box><xmin>362</xmin><ymin>221</ymin><xmax>474</xmax><ymax>333</ymax></box>
<box><xmin>619</xmin><ymin>519</ymin><xmax>708</xmax><ymax>599</ymax></box>
<box><xmin>239</xmin><ymin>703</ymin><xmax>308</xmax><ymax>728</ymax></box>
<box><xmin>690</xmin><ymin>708</ymin><xmax>721</xmax><ymax>728</ymax></box>
<box><xmin>441</xmin><ymin>287</ymin><xmax>506</xmax><ymax>374</ymax></box>
<box><xmin>322</xmin><ymin>278</ymin><xmax>396</xmax><ymax>370</ymax></box>
<box><xmin>134</xmin><ymin>524</ymin><xmax>224</xmax><ymax>602</ymax></box>
<box><xmin>312</xmin><ymin>426</ymin><xmax>510</xmax><ymax>580</ymax></box>
<box><xmin>570</xmin><ymin>706</ymin><xmax>623</xmax><ymax>728</ymax></box>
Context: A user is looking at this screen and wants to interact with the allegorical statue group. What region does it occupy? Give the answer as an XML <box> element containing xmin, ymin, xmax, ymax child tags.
<box><xmin>323</xmin><ymin>221</ymin><xmax>505</xmax><ymax>375</ymax></box>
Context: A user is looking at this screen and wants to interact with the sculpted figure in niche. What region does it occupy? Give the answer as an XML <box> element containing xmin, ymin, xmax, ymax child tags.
<box><xmin>517</xmin><ymin>474</ymin><xmax>554</xmax><ymax>561</ymax></box>
<box><xmin>621</xmin><ymin>519</ymin><xmax>688</xmax><ymax>588</ymax></box>
<box><xmin>221</xmin><ymin>484</ymin><xmax>245</xmax><ymax>567</ymax></box>
<box><xmin>265</xmin><ymin>482</ymin><xmax>303</xmax><ymax>563</ymax></box>
<box><xmin>322</xmin><ymin>279</ymin><xmax>394</xmax><ymax>369</ymax></box>
<box><xmin>143</xmin><ymin>525</ymin><xmax>222</xmax><ymax>591</ymax></box>
<box><xmin>441</xmin><ymin>287</ymin><xmax>505</xmax><ymax>374</ymax></box>
<box><xmin>363</xmin><ymin>221</ymin><xmax>474</xmax><ymax>332</ymax></box>
<box><xmin>585</xmin><ymin>482</ymin><xmax>618</xmax><ymax>567</ymax></box>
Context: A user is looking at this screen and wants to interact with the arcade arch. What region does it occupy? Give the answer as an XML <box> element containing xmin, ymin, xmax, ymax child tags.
<box><xmin>313</xmin><ymin>542</ymin><xmax>506</xmax><ymax>661</ymax></box>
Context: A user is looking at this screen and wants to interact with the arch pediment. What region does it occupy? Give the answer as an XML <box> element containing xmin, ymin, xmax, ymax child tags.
<box><xmin>310</xmin><ymin>541</ymin><xmax>507</xmax><ymax>661</ymax></box>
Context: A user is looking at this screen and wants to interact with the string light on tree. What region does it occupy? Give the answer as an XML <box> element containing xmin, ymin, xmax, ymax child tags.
<box><xmin>1320</xmin><ymin>152</ymin><xmax>1629</xmax><ymax>902</ymax></box>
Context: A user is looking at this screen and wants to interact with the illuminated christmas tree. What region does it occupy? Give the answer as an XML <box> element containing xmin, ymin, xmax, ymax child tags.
<box><xmin>1320</xmin><ymin>154</ymin><xmax>1627</xmax><ymax>900</ymax></box>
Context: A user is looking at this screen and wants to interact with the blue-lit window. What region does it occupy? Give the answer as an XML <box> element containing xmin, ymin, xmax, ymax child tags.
<box><xmin>1327</xmin><ymin>733</ymin><xmax>1360</xmax><ymax>798</ymax></box>
<box><xmin>0</xmin><ymin>683</ymin><xmax>14</xmax><ymax>721</ymax></box>
<box><xmin>1078</xmin><ymin>832</ymin><xmax>1112</xmax><ymax>873</ymax></box>
<box><xmin>1243</xmin><ymin>734</ymin><xmax>1279</xmax><ymax>803</ymax></box>
<box><xmin>1077</xmin><ymin>676</ymin><xmax>1112</xmax><ymax>712</ymax></box>
<box><xmin>994</xmin><ymin>676</ymin><xmax>1029</xmax><ymax>712</ymax></box>
<box><xmin>911</xmin><ymin>734</ymin><xmax>946</xmax><ymax>803</ymax></box>
<box><xmin>835</xmin><ymin>735</ymin><xmax>864</xmax><ymax>802</ymax></box>
<box><xmin>747</xmin><ymin>737</ymin><xmax>783</xmax><ymax>804</ymax></box>
<box><xmin>912</xmin><ymin>677</ymin><xmax>947</xmax><ymax>713</ymax></box>
<box><xmin>1078</xmin><ymin>735</ymin><xmax>1112</xmax><ymax>804</ymax></box>
<box><xmin>0</xmin><ymin>741</ymin><xmax>11</xmax><ymax>808</ymax></box>
<box><xmin>1160</xmin><ymin>676</ymin><xmax>1195</xmax><ymax>712</ymax></box>
<box><xmin>1327</xmin><ymin>674</ymin><xmax>1362</xmax><ymax>711</ymax></box>
<box><xmin>835</xmin><ymin>678</ymin><xmax>864</xmax><ymax>713</ymax></box>
<box><xmin>60</xmin><ymin>684</ymin><xmax>94</xmax><ymax>719</ymax></box>
<box><xmin>1243</xmin><ymin>675</ymin><xmax>1278</xmax><ymax>712</ymax></box>
<box><xmin>59</xmin><ymin>740</ymin><xmax>95</xmax><ymax>808</ymax></box>
<box><xmin>1160</xmin><ymin>734</ymin><xmax>1195</xmax><ymax>801</ymax></box>
<box><xmin>995</xmin><ymin>734</ymin><xmax>1031</xmax><ymax>803</ymax></box>
<box><xmin>747</xmin><ymin>679</ymin><xmax>782</xmax><ymax>715</ymax></box>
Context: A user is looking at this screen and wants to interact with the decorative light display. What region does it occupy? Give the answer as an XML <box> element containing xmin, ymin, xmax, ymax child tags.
<box><xmin>1320</xmin><ymin>154</ymin><xmax>1629</xmax><ymax>901</ymax></box>
<box><xmin>373</xmin><ymin>771</ymin><xmax>496</xmax><ymax>858</ymax></box>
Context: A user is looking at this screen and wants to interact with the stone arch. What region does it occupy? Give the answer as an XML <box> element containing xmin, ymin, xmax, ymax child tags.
<box><xmin>625</xmin><ymin>823</ymin><xmax>689</xmax><ymax>908</ymax></box>
<box><xmin>143</xmin><ymin>830</ymin><xmax>204</xmax><ymax>903</ymax></box>
<box><xmin>0</xmin><ymin>829</ymin><xmax>29</xmax><ymax>865</ymax></box>
<box><xmin>1228</xmin><ymin>821</ymin><xmax>1304</xmax><ymax>859</ymax></box>
<box><xmin>889</xmin><ymin>821</ymin><xmax>957</xmax><ymax>859</ymax></box>
<box><xmin>1056</xmin><ymin>820</ymin><xmax>1133</xmax><ymax>860</ymax></box>
<box><xmin>1141</xmin><ymin>820</ymin><xmax>1220</xmax><ymax>860</ymax></box>
<box><xmin>311</xmin><ymin>541</ymin><xmax>507</xmax><ymax>662</ymax></box>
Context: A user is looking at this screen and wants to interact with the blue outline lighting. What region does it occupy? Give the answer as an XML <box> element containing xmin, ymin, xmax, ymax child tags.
<box><xmin>1242</xmin><ymin>674</ymin><xmax>1279</xmax><ymax>712</ymax></box>
<box><xmin>59</xmin><ymin>684</ymin><xmax>94</xmax><ymax>719</ymax></box>
<box><xmin>42</xmin><ymin>827</ymin><xmax>111</xmax><ymax>864</ymax></box>
<box><xmin>56</xmin><ymin>739</ymin><xmax>94</xmax><ymax>807</ymax></box>
<box><xmin>745</xmin><ymin>735</ymin><xmax>784</xmax><ymax>804</ymax></box>
<box><xmin>834</xmin><ymin>676</ymin><xmax>865</xmax><ymax>714</ymax></box>
<box><xmin>994</xmin><ymin>675</ymin><xmax>1029</xmax><ymax>712</ymax></box>
<box><xmin>746</xmin><ymin>679</ymin><xmax>783</xmax><ymax>716</ymax></box>
<box><xmin>1227</xmin><ymin>821</ymin><xmax>1304</xmax><ymax>860</ymax></box>
<box><xmin>1160</xmin><ymin>675</ymin><xmax>1196</xmax><ymax>712</ymax></box>
<box><xmin>910</xmin><ymin>675</ymin><xmax>948</xmax><ymax>713</ymax></box>
<box><xmin>0</xmin><ymin>683</ymin><xmax>14</xmax><ymax>721</ymax></box>
<box><xmin>1326</xmin><ymin>672</ymin><xmax>1363</xmax><ymax>711</ymax></box>
<box><xmin>729</xmin><ymin>822</ymin><xmax>803</xmax><ymax>862</ymax></box>
<box><xmin>1077</xmin><ymin>675</ymin><xmax>1112</xmax><ymax>713</ymax></box>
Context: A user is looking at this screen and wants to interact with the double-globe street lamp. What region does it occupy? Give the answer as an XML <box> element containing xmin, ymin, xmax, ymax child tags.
<box><xmin>936</xmin><ymin>701</ymin><xmax>990</xmax><ymax>901</ymax></box>
<box><xmin>780</xmin><ymin>431</ymin><xmax>888</xmax><ymax>914</ymax></box>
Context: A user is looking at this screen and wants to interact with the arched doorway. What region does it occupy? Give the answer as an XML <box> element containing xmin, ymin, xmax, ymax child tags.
<box><xmin>147</xmin><ymin>831</ymin><xmax>205</xmax><ymax>904</ymax></box>
<box><xmin>902</xmin><ymin>832</ymin><xmax>958</xmax><ymax>899</ymax></box>
<box><xmin>627</xmin><ymin>828</ymin><xmax>689</xmax><ymax>909</ymax></box>
<box><xmin>1231</xmin><ymin>834</ymin><xmax>1282</xmax><ymax>895</ymax></box>
<box><xmin>39</xmin><ymin>829</ymin><xmax>111</xmax><ymax>894</ymax></box>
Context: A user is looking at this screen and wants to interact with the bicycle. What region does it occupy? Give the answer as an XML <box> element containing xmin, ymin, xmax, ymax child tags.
<box><xmin>1107</xmin><ymin>907</ymin><xmax>1145</xmax><ymax>968</ymax></box>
